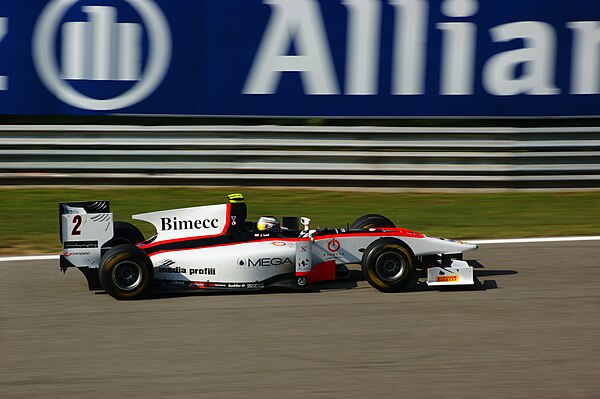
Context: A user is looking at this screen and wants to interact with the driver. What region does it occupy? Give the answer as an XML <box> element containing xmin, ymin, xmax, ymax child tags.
<box><xmin>256</xmin><ymin>216</ymin><xmax>281</xmax><ymax>234</ymax></box>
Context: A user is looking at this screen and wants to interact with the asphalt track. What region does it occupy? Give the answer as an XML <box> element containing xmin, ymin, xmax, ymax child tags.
<box><xmin>2</xmin><ymin>241</ymin><xmax>600</xmax><ymax>399</ymax></box>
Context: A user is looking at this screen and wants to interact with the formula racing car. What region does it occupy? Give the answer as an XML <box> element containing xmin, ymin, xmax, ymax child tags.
<box><xmin>59</xmin><ymin>194</ymin><xmax>478</xmax><ymax>300</ymax></box>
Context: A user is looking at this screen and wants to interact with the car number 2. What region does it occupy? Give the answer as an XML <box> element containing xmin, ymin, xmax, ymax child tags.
<box><xmin>72</xmin><ymin>215</ymin><xmax>82</xmax><ymax>236</ymax></box>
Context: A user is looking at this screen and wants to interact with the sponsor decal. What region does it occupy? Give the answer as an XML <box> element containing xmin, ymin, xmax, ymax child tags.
<box><xmin>323</xmin><ymin>252</ymin><xmax>343</xmax><ymax>260</ymax></box>
<box><xmin>237</xmin><ymin>257</ymin><xmax>294</xmax><ymax>268</ymax></box>
<box><xmin>247</xmin><ymin>283</ymin><xmax>265</xmax><ymax>289</ymax></box>
<box><xmin>327</xmin><ymin>238</ymin><xmax>340</xmax><ymax>253</ymax></box>
<box><xmin>209</xmin><ymin>283</ymin><xmax>228</xmax><ymax>288</ymax></box>
<box><xmin>158</xmin><ymin>259</ymin><xmax>176</xmax><ymax>267</ymax></box>
<box><xmin>65</xmin><ymin>251</ymin><xmax>92</xmax><ymax>256</ymax></box>
<box><xmin>227</xmin><ymin>283</ymin><xmax>246</xmax><ymax>288</ymax></box>
<box><xmin>157</xmin><ymin>266</ymin><xmax>217</xmax><ymax>276</ymax></box>
<box><xmin>298</xmin><ymin>259</ymin><xmax>310</xmax><ymax>269</ymax></box>
<box><xmin>157</xmin><ymin>266</ymin><xmax>187</xmax><ymax>274</ymax></box>
<box><xmin>436</xmin><ymin>275</ymin><xmax>459</xmax><ymax>282</ymax></box>
<box><xmin>271</xmin><ymin>241</ymin><xmax>286</xmax><ymax>246</ymax></box>
<box><xmin>231</xmin><ymin>215</ymin><xmax>237</xmax><ymax>226</ymax></box>
<box><xmin>204</xmin><ymin>282</ymin><xmax>263</xmax><ymax>289</ymax></box>
<box><xmin>189</xmin><ymin>267</ymin><xmax>216</xmax><ymax>276</ymax></box>
<box><xmin>157</xmin><ymin>280</ymin><xmax>186</xmax><ymax>288</ymax></box>
<box><xmin>191</xmin><ymin>282</ymin><xmax>206</xmax><ymax>288</ymax></box>
<box><xmin>160</xmin><ymin>280</ymin><xmax>263</xmax><ymax>290</ymax></box>
<box><xmin>323</xmin><ymin>238</ymin><xmax>345</xmax><ymax>260</ymax></box>
<box><xmin>160</xmin><ymin>216</ymin><xmax>219</xmax><ymax>231</ymax></box>
<box><xmin>64</xmin><ymin>240</ymin><xmax>98</xmax><ymax>249</ymax></box>
<box><xmin>300</xmin><ymin>245</ymin><xmax>308</xmax><ymax>252</ymax></box>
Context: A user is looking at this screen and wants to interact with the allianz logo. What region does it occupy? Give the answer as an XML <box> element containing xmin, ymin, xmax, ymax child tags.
<box><xmin>244</xmin><ymin>0</ymin><xmax>600</xmax><ymax>97</ymax></box>
<box><xmin>33</xmin><ymin>0</ymin><xmax>171</xmax><ymax>111</ymax></box>
<box><xmin>61</xmin><ymin>6</ymin><xmax>142</xmax><ymax>82</ymax></box>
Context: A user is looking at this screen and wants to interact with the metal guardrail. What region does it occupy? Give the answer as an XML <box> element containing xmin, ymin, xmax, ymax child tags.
<box><xmin>1</xmin><ymin>125</ymin><xmax>599</xmax><ymax>189</ymax></box>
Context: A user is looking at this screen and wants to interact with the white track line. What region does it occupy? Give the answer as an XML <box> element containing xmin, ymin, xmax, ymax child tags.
<box><xmin>1</xmin><ymin>235</ymin><xmax>600</xmax><ymax>263</ymax></box>
<box><xmin>471</xmin><ymin>236</ymin><xmax>600</xmax><ymax>245</ymax></box>
<box><xmin>0</xmin><ymin>255</ymin><xmax>59</xmax><ymax>262</ymax></box>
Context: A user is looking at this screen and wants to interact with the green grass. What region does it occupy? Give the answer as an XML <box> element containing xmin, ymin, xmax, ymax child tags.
<box><xmin>1</xmin><ymin>187</ymin><xmax>599</xmax><ymax>255</ymax></box>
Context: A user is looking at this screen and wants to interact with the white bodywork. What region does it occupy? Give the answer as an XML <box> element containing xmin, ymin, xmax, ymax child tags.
<box><xmin>144</xmin><ymin>231</ymin><xmax>477</xmax><ymax>287</ymax></box>
<box><xmin>311</xmin><ymin>234</ymin><xmax>476</xmax><ymax>264</ymax></box>
<box><xmin>150</xmin><ymin>240</ymin><xmax>298</xmax><ymax>284</ymax></box>
<box><xmin>60</xmin><ymin>201</ymin><xmax>478</xmax><ymax>289</ymax></box>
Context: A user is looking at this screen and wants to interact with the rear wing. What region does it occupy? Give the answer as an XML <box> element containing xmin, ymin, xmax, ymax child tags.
<box><xmin>59</xmin><ymin>201</ymin><xmax>114</xmax><ymax>268</ymax></box>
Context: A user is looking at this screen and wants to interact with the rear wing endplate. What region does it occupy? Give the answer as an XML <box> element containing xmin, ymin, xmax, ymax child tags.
<box><xmin>59</xmin><ymin>201</ymin><xmax>114</xmax><ymax>268</ymax></box>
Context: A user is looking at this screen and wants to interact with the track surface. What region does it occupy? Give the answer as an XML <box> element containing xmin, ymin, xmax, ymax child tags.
<box><xmin>2</xmin><ymin>242</ymin><xmax>600</xmax><ymax>399</ymax></box>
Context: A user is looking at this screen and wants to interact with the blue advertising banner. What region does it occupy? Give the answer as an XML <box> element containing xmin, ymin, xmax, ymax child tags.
<box><xmin>0</xmin><ymin>0</ymin><xmax>599</xmax><ymax>117</ymax></box>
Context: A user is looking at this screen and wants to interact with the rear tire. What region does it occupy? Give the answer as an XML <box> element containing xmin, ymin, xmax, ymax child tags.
<box><xmin>350</xmin><ymin>214</ymin><xmax>395</xmax><ymax>229</ymax></box>
<box><xmin>99</xmin><ymin>244</ymin><xmax>153</xmax><ymax>300</ymax></box>
<box><xmin>106</xmin><ymin>221</ymin><xmax>145</xmax><ymax>247</ymax></box>
<box><xmin>362</xmin><ymin>238</ymin><xmax>415</xmax><ymax>292</ymax></box>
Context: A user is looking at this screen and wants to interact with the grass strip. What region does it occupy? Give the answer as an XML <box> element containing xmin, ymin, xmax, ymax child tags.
<box><xmin>1</xmin><ymin>187</ymin><xmax>599</xmax><ymax>255</ymax></box>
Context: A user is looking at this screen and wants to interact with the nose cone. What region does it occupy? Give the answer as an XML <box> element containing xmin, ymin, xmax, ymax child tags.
<box><xmin>422</xmin><ymin>236</ymin><xmax>479</xmax><ymax>255</ymax></box>
<box><xmin>461</xmin><ymin>241</ymin><xmax>479</xmax><ymax>252</ymax></box>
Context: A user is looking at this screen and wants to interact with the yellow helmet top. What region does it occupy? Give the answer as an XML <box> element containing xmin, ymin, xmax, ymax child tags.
<box><xmin>227</xmin><ymin>193</ymin><xmax>245</xmax><ymax>203</ymax></box>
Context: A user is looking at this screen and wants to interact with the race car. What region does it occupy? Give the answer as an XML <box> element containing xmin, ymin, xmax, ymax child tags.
<box><xmin>59</xmin><ymin>193</ymin><xmax>478</xmax><ymax>300</ymax></box>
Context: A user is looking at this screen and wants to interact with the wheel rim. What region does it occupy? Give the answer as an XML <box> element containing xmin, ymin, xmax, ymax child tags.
<box><xmin>111</xmin><ymin>261</ymin><xmax>143</xmax><ymax>291</ymax></box>
<box><xmin>375</xmin><ymin>251</ymin><xmax>406</xmax><ymax>282</ymax></box>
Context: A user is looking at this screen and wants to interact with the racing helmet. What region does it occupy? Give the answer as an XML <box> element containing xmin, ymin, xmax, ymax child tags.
<box><xmin>257</xmin><ymin>216</ymin><xmax>281</xmax><ymax>233</ymax></box>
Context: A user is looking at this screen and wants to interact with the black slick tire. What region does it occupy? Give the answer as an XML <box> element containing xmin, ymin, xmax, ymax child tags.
<box><xmin>99</xmin><ymin>244</ymin><xmax>154</xmax><ymax>300</ymax></box>
<box><xmin>350</xmin><ymin>214</ymin><xmax>395</xmax><ymax>230</ymax></box>
<box><xmin>106</xmin><ymin>221</ymin><xmax>145</xmax><ymax>247</ymax></box>
<box><xmin>362</xmin><ymin>238</ymin><xmax>416</xmax><ymax>292</ymax></box>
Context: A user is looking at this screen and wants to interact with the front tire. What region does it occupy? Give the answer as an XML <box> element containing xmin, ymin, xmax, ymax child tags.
<box><xmin>362</xmin><ymin>238</ymin><xmax>415</xmax><ymax>292</ymax></box>
<box><xmin>99</xmin><ymin>244</ymin><xmax>153</xmax><ymax>300</ymax></box>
